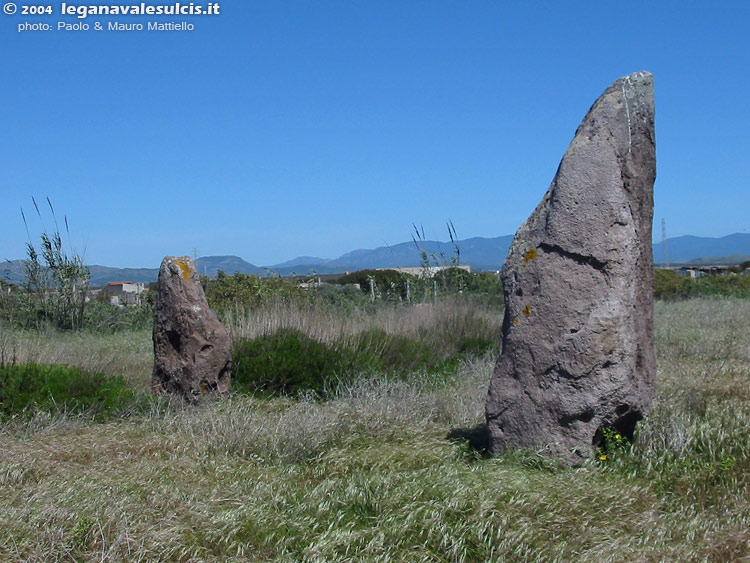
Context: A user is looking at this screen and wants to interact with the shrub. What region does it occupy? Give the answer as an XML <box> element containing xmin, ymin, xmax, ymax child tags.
<box><xmin>0</xmin><ymin>362</ymin><xmax>141</xmax><ymax>419</ymax></box>
<box><xmin>654</xmin><ymin>269</ymin><xmax>691</xmax><ymax>300</ymax></box>
<box><xmin>331</xmin><ymin>269</ymin><xmax>415</xmax><ymax>300</ymax></box>
<box><xmin>82</xmin><ymin>301</ymin><xmax>153</xmax><ymax>332</ymax></box>
<box><xmin>693</xmin><ymin>274</ymin><xmax>750</xmax><ymax>298</ymax></box>
<box><xmin>232</xmin><ymin>329</ymin><xmax>365</xmax><ymax>397</ymax></box>
<box><xmin>655</xmin><ymin>269</ymin><xmax>750</xmax><ymax>300</ymax></box>
<box><xmin>328</xmin><ymin>268</ymin><xmax>504</xmax><ymax>307</ymax></box>
<box><xmin>433</xmin><ymin>267</ymin><xmax>475</xmax><ymax>292</ymax></box>
<box><xmin>434</xmin><ymin>269</ymin><xmax>504</xmax><ymax>308</ymax></box>
<box><xmin>231</xmin><ymin>320</ymin><xmax>502</xmax><ymax>399</ymax></box>
<box><xmin>307</xmin><ymin>282</ymin><xmax>371</xmax><ymax>310</ymax></box>
<box><xmin>352</xmin><ymin>328</ymin><xmax>433</xmax><ymax>373</ymax></box>
<box><xmin>204</xmin><ymin>272</ymin><xmax>307</xmax><ymax>314</ymax></box>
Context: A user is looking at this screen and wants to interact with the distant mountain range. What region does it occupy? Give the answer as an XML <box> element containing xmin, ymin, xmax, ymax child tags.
<box><xmin>195</xmin><ymin>256</ymin><xmax>267</xmax><ymax>278</ymax></box>
<box><xmin>2</xmin><ymin>233</ymin><xmax>749</xmax><ymax>286</ymax></box>
<box><xmin>652</xmin><ymin>233</ymin><xmax>750</xmax><ymax>265</ymax></box>
<box><xmin>267</xmin><ymin>236</ymin><xmax>515</xmax><ymax>276</ymax></box>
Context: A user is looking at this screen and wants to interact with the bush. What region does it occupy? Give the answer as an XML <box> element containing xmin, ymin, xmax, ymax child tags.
<box><xmin>692</xmin><ymin>274</ymin><xmax>750</xmax><ymax>298</ymax></box>
<box><xmin>232</xmin><ymin>323</ymin><xmax>500</xmax><ymax>399</ymax></box>
<box><xmin>307</xmin><ymin>282</ymin><xmax>372</xmax><ymax>310</ymax></box>
<box><xmin>654</xmin><ymin>269</ymin><xmax>691</xmax><ymax>300</ymax></box>
<box><xmin>328</xmin><ymin>268</ymin><xmax>504</xmax><ymax>307</ymax></box>
<box><xmin>232</xmin><ymin>329</ymin><xmax>365</xmax><ymax>397</ymax></box>
<box><xmin>438</xmin><ymin>270</ymin><xmax>504</xmax><ymax>308</ymax></box>
<box><xmin>352</xmin><ymin>328</ymin><xmax>433</xmax><ymax>373</ymax></box>
<box><xmin>82</xmin><ymin>302</ymin><xmax>153</xmax><ymax>332</ymax></box>
<box><xmin>0</xmin><ymin>362</ymin><xmax>142</xmax><ymax>419</ymax></box>
<box><xmin>204</xmin><ymin>272</ymin><xmax>307</xmax><ymax>314</ymax></box>
<box><xmin>655</xmin><ymin>269</ymin><xmax>750</xmax><ymax>300</ymax></box>
<box><xmin>331</xmin><ymin>269</ymin><xmax>414</xmax><ymax>300</ymax></box>
<box><xmin>433</xmin><ymin>267</ymin><xmax>476</xmax><ymax>292</ymax></box>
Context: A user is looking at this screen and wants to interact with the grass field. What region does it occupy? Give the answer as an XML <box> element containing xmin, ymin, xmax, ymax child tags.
<box><xmin>0</xmin><ymin>298</ymin><xmax>748</xmax><ymax>561</ymax></box>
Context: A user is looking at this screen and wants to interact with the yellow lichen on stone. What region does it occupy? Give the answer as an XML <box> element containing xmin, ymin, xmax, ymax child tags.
<box><xmin>175</xmin><ymin>260</ymin><xmax>190</xmax><ymax>281</ymax></box>
<box><xmin>522</xmin><ymin>305</ymin><xmax>532</xmax><ymax>317</ymax></box>
<box><xmin>513</xmin><ymin>318</ymin><xmax>519</xmax><ymax>325</ymax></box>
<box><xmin>523</xmin><ymin>247</ymin><xmax>538</xmax><ymax>268</ymax></box>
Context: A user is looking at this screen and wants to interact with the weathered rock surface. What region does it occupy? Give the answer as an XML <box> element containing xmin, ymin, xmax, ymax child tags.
<box><xmin>485</xmin><ymin>71</ymin><xmax>656</xmax><ymax>464</ymax></box>
<box><xmin>152</xmin><ymin>256</ymin><xmax>231</xmax><ymax>402</ymax></box>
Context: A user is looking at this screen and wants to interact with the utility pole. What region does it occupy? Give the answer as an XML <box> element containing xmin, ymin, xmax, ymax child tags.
<box><xmin>661</xmin><ymin>219</ymin><xmax>669</xmax><ymax>268</ymax></box>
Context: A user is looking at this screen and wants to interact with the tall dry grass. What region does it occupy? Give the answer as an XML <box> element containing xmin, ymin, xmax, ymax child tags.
<box><xmin>0</xmin><ymin>326</ymin><xmax>153</xmax><ymax>388</ymax></box>
<box><xmin>223</xmin><ymin>297</ymin><xmax>502</xmax><ymax>346</ymax></box>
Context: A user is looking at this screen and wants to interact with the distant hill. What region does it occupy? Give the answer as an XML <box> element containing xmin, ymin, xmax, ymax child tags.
<box><xmin>88</xmin><ymin>256</ymin><xmax>265</xmax><ymax>285</ymax></box>
<box><xmin>269</xmin><ymin>256</ymin><xmax>332</xmax><ymax>269</ymax></box>
<box><xmin>687</xmin><ymin>254</ymin><xmax>750</xmax><ymax>266</ymax></box>
<box><xmin>268</xmin><ymin>235</ymin><xmax>514</xmax><ymax>275</ymax></box>
<box><xmin>0</xmin><ymin>259</ymin><xmax>166</xmax><ymax>287</ymax></box>
<box><xmin>266</xmin><ymin>263</ymin><xmax>362</xmax><ymax>277</ymax></box>
<box><xmin>0</xmin><ymin>256</ymin><xmax>265</xmax><ymax>287</ymax></box>
<box><xmin>276</xmin><ymin>233</ymin><xmax>750</xmax><ymax>274</ymax></box>
<box><xmin>194</xmin><ymin>256</ymin><xmax>265</xmax><ymax>277</ymax></box>
<box><xmin>0</xmin><ymin>260</ymin><xmax>26</xmax><ymax>284</ymax></box>
<box><xmin>653</xmin><ymin>233</ymin><xmax>750</xmax><ymax>265</ymax></box>
<box><xmin>88</xmin><ymin>265</ymin><xmax>161</xmax><ymax>286</ymax></box>
<box><xmin>2</xmin><ymin>233</ymin><xmax>750</xmax><ymax>285</ymax></box>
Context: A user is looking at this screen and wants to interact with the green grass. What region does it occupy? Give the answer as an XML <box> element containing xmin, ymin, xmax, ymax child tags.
<box><xmin>232</xmin><ymin>328</ymin><xmax>366</xmax><ymax>396</ymax></box>
<box><xmin>0</xmin><ymin>326</ymin><xmax>153</xmax><ymax>389</ymax></box>
<box><xmin>0</xmin><ymin>298</ymin><xmax>748</xmax><ymax>561</ymax></box>
<box><xmin>0</xmin><ymin>362</ymin><xmax>146</xmax><ymax>420</ymax></box>
<box><xmin>232</xmin><ymin>325</ymin><xmax>498</xmax><ymax>398</ymax></box>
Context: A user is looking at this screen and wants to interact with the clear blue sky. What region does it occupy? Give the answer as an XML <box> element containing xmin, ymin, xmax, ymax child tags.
<box><xmin>1</xmin><ymin>1</ymin><xmax>748</xmax><ymax>268</ymax></box>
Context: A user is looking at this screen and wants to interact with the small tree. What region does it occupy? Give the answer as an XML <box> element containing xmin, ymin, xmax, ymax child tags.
<box><xmin>21</xmin><ymin>197</ymin><xmax>90</xmax><ymax>330</ymax></box>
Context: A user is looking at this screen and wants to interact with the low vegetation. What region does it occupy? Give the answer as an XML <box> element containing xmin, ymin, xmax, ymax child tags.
<box><xmin>654</xmin><ymin>268</ymin><xmax>750</xmax><ymax>299</ymax></box>
<box><xmin>0</xmin><ymin>291</ymin><xmax>748</xmax><ymax>560</ymax></box>
<box><xmin>18</xmin><ymin>198</ymin><xmax>91</xmax><ymax>331</ymax></box>
<box><xmin>232</xmin><ymin>325</ymin><xmax>498</xmax><ymax>397</ymax></box>
<box><xmin>0</xmin><ymin>362</ymin><xmax>152</xmax><ymax>420</ymax></box>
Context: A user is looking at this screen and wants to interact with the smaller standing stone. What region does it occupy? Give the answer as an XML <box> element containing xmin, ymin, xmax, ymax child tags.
<box><xmin>152</xmin><ymin>256</ymin><xmax>231</xmax><ymax>402</ymax></box>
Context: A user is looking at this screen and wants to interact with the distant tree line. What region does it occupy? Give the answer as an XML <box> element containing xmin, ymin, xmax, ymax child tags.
<box><xmin>654</xmin><ymin>268</ymin><xmax>750</xmax><ymax>300</ymax></box>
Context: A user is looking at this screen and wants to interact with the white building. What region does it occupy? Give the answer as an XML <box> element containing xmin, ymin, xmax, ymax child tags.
<box><xmin>101</xmin><ymin>281</ymin><xmax>145</xmax><ymax>306</ymax></box>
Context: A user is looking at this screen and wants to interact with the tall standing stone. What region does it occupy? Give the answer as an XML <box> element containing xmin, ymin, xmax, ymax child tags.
<box><xmin>485</xmin><ymin>71</ymin><xmax>656</xmax><ymax>464</ymax></box>
<box><xmin>153</xmin><ymin>256</ymin><xmax>231</xmax><ymax>402</ymax></box>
